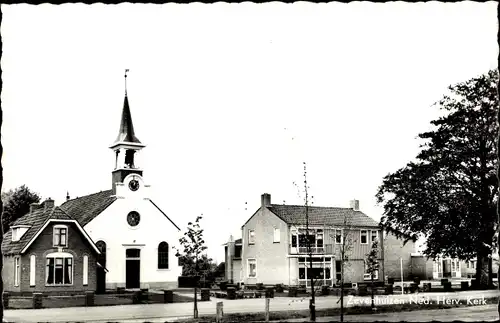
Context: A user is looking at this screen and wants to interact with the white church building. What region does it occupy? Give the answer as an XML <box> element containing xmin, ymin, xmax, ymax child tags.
<box><xmin>60</xmin><ymin>78</ymin><xmax>182</xmax><ymax>291</ymax></box>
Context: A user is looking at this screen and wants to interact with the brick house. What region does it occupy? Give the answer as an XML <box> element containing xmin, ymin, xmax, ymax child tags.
<box><xmin>2</xmin><ymin>199</ymin><xmax>101</xmax><ymax>295</ymax></box>
<box><xmin>232</xmin><ymin>193</ymin><xmax>390</xmax><ymax>287</ymax></box>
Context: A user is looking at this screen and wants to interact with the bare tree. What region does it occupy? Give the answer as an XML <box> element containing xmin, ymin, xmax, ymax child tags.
<box><xmin>332</xmin><ymin>213</ymin><xmax>357</xmax><ymax>323</ymax></box>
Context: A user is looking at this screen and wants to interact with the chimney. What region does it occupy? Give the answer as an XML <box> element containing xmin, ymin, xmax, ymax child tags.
<box><xmin>44</xmin><ymin>198</ymin><xmax>55</xmax><ymax>210</ymax></box>
<box><xmin>261</xmin><ymin>193</ymin><xmax>271</xmax><ymax>207</ymax></box>
<box><xmin>66</xmin><ymin>191</ymin><xmax>70</xmax><ymax>201</ymax></box>
<box><xmin>350</xmin><ymin>199</ymin><xmax>360</xmax><ymax>211</ymax></box>
<box><xmin>30</xmin><ymin>203</ymin><xmax>40</xmax><ymax>214</ymax></box>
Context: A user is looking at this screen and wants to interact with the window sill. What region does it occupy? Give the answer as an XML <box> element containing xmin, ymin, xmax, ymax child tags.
<box><xmin>45</xmin><ymin>284</ymin><xmax>74</xmax><ymax>287</ymax></box>
<box><xmin>52</xmin><ymin>245</ymin><xmax>68</xmax><ymax>248</ymax></box>
<box><xmin>248</xmin><ymin>243</ymin><xmax>255</xmax><ymax>245</ymax></box>
<box><xmin>157</xmin><ymin>268</ymin><xmax>170</xmax><ymax>271</ymax></box>
<box><xmin>273</xmin><ymin>242</ymin><xmax>280</xmax><ymax>244</ymax></box>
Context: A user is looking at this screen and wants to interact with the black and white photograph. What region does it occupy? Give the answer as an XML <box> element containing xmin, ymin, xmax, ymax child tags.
<box><xmin>0</xmin><ymin>1</ymin><xmax>499</xmax><ymax>322</ymax></box>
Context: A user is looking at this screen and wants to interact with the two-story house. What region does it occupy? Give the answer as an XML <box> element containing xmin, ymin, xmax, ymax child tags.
<box><xmin>236</xmin><ymin>193</ymin><xmax>384</xmax><ymax>287</ymax></box>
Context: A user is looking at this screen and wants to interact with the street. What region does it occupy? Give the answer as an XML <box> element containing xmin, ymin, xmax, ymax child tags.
<box><xmin>4</xmin><ymin>289</ymin><xmax>500</xmax><ymax>322</ymax></box>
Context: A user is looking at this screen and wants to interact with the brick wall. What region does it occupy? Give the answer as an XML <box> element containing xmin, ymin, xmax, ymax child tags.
<box><xmin>18</xmin><ymin>221</ymin><xmax>97</xmax><ymax>293</ymax></box>
<box><xmin>2</xmin><ymin>255</ymin><xmax>19</xmax><ymax>292</ymax></box>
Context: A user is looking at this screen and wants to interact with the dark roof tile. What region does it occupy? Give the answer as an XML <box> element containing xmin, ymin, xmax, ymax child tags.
<box><xmin>266</xmin><ymin>204</ymin><xmax>379</xmax><ymax>227</ymax></box>
<box><xmin>2</xmin><ymin>205</ymin><xmax>73</xmax><ymax>256</ymax></box>
<box><xmin>60</xmin><ymin>190</ymin><xmax>116</xmax><ymax>226</ymax></box>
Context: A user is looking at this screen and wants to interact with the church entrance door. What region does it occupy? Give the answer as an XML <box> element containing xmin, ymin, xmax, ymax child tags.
<box><xmin>126</xmin><ymin>248</ymin><xmax>141</xmax><ymax>289</ymax></box>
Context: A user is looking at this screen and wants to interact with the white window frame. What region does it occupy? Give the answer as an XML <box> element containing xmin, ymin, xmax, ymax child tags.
<box><xmin>370</xmin><ymin>230</ymin><xmax>379</xmax><ymax>244</ymax></box>
<box><xmin>248</xmin><ymin>230</ymin><xmax>255</xmax><ymax>245</ymax></box>
<box><xmin>83</xmin><ymin>255</ymin><xmax>89</xmax><ymax>286</ymax></box>
<box><xmin>53</xmin><ymin>225</ymin><xmax>68</xmax><ymax>248</ymax></box>
<box><xmin>247</xmin><ymin>258</ymin><xmax>257</xmax><ymax>278</ymax></box>
<box><xmin>45</xmin><ymin>252</ymin><xmax>74</xmax><ymax>286</ymax></box>
<box><xmin>14</xmin><ymin>257</ymin><xmax>20</xmax><ymax>287</ymax></box>
<box><xmin>273</xmin><ymin>227</ymin><xmax>280</xmax><ymax>243</ymax></box>
<box><xmin>360</xmin><ymin>230</ymin><xmax>368</xmax><ymax>245</ymax></box>
<box><xmin>30</xmin><ymin>255</ymin><xmax>36</xmax><ymax>286</ymax></box>
<box><xmin>12</xmin><ymin>228</ymin><xmax>18</xmax><ymax>242</ymax></box>
<box><xmin>335</xmin><ymin>229</ymin><xmax>343</xmax><ymax>244</ymax></box>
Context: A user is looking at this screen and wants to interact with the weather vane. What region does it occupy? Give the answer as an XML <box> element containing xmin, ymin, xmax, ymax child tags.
<box><xmin>124</xmin><ymin>69</ymin><xmax>130</xmax><ymax>95</ymax></box>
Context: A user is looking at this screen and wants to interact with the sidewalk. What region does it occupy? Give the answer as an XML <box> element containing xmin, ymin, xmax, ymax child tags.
<box><xmin>4</xmin><ymin>289</ymin><xmax>500</xmax><ymax>322</ymax></box>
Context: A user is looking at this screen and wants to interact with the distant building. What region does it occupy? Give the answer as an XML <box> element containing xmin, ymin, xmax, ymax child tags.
<box><xmin>2</xmin><ymin>200</ymin><xmax>100</xmax><ymax>295</ymax></box>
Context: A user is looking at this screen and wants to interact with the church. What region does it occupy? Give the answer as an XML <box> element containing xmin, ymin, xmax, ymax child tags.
<box><xmin>59</xmin><ymin>75</ymin><xmax>183</xmax><ymax>291</ymax></box>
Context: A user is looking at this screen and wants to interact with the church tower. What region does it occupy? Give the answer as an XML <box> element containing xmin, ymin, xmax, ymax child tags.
<box><xmin>110</xmin><ymin>70</ymin><xmax>146</xmax><ymax>194</ymax></box>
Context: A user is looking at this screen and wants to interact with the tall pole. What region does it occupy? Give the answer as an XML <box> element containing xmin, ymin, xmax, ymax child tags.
<box><xmin>304</xmin><ymin>162</ymin><xmax>315</xmax><ymax>322</ymax></box>
<box><xmin>400</xmin><ymin>257</ymin><xmax>404</xmax><ymax>295</ymax></box>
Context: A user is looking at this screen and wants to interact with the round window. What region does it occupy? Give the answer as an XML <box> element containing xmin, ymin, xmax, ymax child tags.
<box><xmin>127</xmin><ymin>211</ymin><xmax>141</xmax><ymax>227</ymax></box>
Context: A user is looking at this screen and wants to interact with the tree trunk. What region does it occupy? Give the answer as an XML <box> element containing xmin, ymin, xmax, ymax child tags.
<box><xmin>340</xmin><ymin>256</ymin><xmax>344</xmax><ymax>323</ymax></box>
<box><xmin>194</xmin><ymin>286</ymin><xmax>198</xmax><ymax>318</ymax></box>
<box><xmin>476</xmin><ymin>250</ymin><xmax>489</xmax><ymax>289</ymax></box>
<box><xmin>371</xmin><ymin>275</ymin><xmax>375</xmax><ymax>310</ymax></box>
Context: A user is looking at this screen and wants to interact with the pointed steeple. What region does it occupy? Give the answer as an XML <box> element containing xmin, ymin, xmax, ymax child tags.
<box><xmin>110</xmin><ymin>70</ymin><xmax>145</xmax><ymax>148</ymax></box>
<box><xmin>113</xmin><ymin>95</ymin><xmax>142</xmax><ymax>145</ymax></box>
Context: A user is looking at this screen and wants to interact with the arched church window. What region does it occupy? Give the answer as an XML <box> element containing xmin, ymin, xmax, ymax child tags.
<box><xmin>158</xmin><ymin>242</ymin><xmax>169</xmax><ymax>269</ymax></box>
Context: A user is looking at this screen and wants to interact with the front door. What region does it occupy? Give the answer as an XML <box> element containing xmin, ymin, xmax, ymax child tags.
<box><xmin>126</xmin><ymin>248</ymin><xmax>140</xmax><ymax>289</ymax></box>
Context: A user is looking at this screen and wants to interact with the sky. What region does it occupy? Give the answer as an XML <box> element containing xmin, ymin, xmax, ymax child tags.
<box><xmin>1</xmin><ymin>2</ymin><xmax>498</xmax><ymax>263</ymax></box>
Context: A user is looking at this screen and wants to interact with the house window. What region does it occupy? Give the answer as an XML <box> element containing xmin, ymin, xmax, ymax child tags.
<box><xmin>53</xmin><ymin>225</ymin><xmax>68</xmax><ymax>247</ymax></box>
<box><xmin>451</xmin><ymin>260</ymin><xmax>456</xmax><ymax>272</ymax></box>
<box><xmin>371</xmin><ymin>230</ymin><xmax>379</xmax><ymax>243</ymax></box>
<box><xmin>248</xmin><ymin>230</ymin><xmax>255</xmax><ymax>244</ymax></box>
<box><xmin>316</xmin><ymin>232</ymin><xmax>324</xmax><ymax>248</ymax></box>
<box><xmin>12</xmin><ymin>228</ymin><xmax>18</xmax><ymax>242</ymax></box>
<box><xmin>360</xmin><ymin>230</ymin><xmax>368</xmax><ymax>244</ymax></box>
<box><xmin>335</xmin><ymin>229</ymin><xmax>343</xmax><ymax>244</ymax></box>
<box><xmin>336</xmin><ymin>260</ymin><xmax>342</xmax><ymax>283</ymax></box>
<box><xmin>471</xmin><ymin>261</ymin><xmax>476</xmax><ymax>269</ymax></box>
<box><xmin>364</xmin><ymin>260</ymin><xmax>378</xmax><ymax>280</ymax></box>
<box><xmin>248</xmin><ymin>259</ymin><xmax>257</xmax><ymax>278</ymax></box>
<box><xmin>83</xmin><ymin>255</ymin><xmax>89</xmax><ymax>285</ymax></box>
<box><xmin>46</xmin><ymin>253</ymin><xmax>73</xmax><ymax>285</ymax></box>
<box><xmin>291</xmin><ymin>235</ymin><xmax>297</xmax><ymax>247</ymax></box>
<box><xmin>273</xmin><ymin>228</ymin><xmax>280</xmax><ymax>243</ymax></box>
<box><xmin>30</xmin><ymin>255</ymin><xmax>36</xmax><ymax>286</ymax></box>
<box><xmin>14</xmin><ymin>257</ymin><xmax>20</xmax><ymax>287</ymax></box>
<box><xmin>466</xmin><ymin>261</ymin><xmax>470</xmax><ymax>269</ymax></box>
<box><xmin>158</xmin><ymin>241</ymin><xmax>169</xmax><ymax>269</ymax></box>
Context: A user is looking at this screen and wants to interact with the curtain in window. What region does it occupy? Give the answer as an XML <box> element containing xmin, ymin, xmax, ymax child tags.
<box><xmin>64</xmin><ymin>258</ymin><xmax>72</xmax><ymax>284</ymax></box>
<box><xmin>46</xmin><ymin>258</ymin><xmax>54</xmax><ymax>284</ymax></box>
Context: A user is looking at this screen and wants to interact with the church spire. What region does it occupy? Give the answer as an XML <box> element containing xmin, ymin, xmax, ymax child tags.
<box><xmin>111</xmin><ymin>70</ymin><xmax>144</xmax><ymax>146</ymax></box>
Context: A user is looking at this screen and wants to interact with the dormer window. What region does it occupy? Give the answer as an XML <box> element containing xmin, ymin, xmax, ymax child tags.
<box><xmin>11</xmin><ymin>226</ymin><xmax>30</xmax><ymax>242</ymax></box>
<box><xmin>53</xmin><ymin>225</ymin><xmax>68</xmax><ymax>247</ymax></box>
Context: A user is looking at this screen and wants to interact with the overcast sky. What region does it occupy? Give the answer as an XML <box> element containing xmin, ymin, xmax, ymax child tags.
<box><xmin>1</xmin><ymin>2</ymin><xmax>498</xmax><ymax>263</ymax></box>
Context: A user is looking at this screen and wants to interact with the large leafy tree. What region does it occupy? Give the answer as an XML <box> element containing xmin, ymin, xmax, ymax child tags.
<box><xmin>376</xmin><ymin>70</ymin><xmax>498</xmax><ymax>288</ymax></box>
<box><xmin>1</xmin><ymin>185</ymin><xmax>41</xmax><ymax>233</ymax></box>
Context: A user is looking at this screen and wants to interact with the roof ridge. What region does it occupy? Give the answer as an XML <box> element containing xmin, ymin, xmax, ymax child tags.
<box><xmin>63</xmin><ymin>189</ymin><xmax>113</xmax><ymax>203</ymax></box>
<box><xmin>270</xmin><ymin>204</ymin><xmax>353</xmax><ymax>210</ymax></box>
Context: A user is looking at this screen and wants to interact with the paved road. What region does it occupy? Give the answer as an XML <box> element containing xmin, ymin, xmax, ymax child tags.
<box><xmin>5</xmin><ymin>289</ymin><xmax>500</xmax><ymax>322</ymax></box>
<box><xmin>279</xmin><ymin>304</ymin><xmax>499</xmax><ymax>322</ymax></box>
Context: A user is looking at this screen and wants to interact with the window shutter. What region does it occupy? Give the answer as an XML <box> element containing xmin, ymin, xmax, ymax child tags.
<box><xmin>30</xmin><ymin>255</ymin><xmax>36</xmax><ymax>286</ymax></box>
<box><xmin>83</xmin><ymin>255</ymin><xmax>88</xmax><ymax>285</ymax></box>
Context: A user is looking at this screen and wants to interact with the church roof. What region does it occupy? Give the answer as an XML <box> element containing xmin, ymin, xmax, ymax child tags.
<box><xmin>60</xmin><ymin>190</ymin><xmax>117</xmax><ymax>227</ymax></box>
<box><xmin>2</xmin><ymin>203</ymin><xmax>74</xmax><ymax>256</ymax></box>
<box><xmin>112</xmin><ymin>95</ymin><xmax>143</xmax><ymax>146</ymax></box>
<box><xmin>60</xmin><ymin>190</ymin><xmax>181</xmax><ymax>231</ymax></box>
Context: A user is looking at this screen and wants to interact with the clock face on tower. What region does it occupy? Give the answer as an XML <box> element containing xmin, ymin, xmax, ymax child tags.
<box><xmin>127</xmin><ymin>211</ymin><xmax>141</xmax><ymax>227</ymax></box>
<box><xmin>129</xmin><ymin>179</ymin><xmax>140</xmax><ymax>191</ymax></box>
